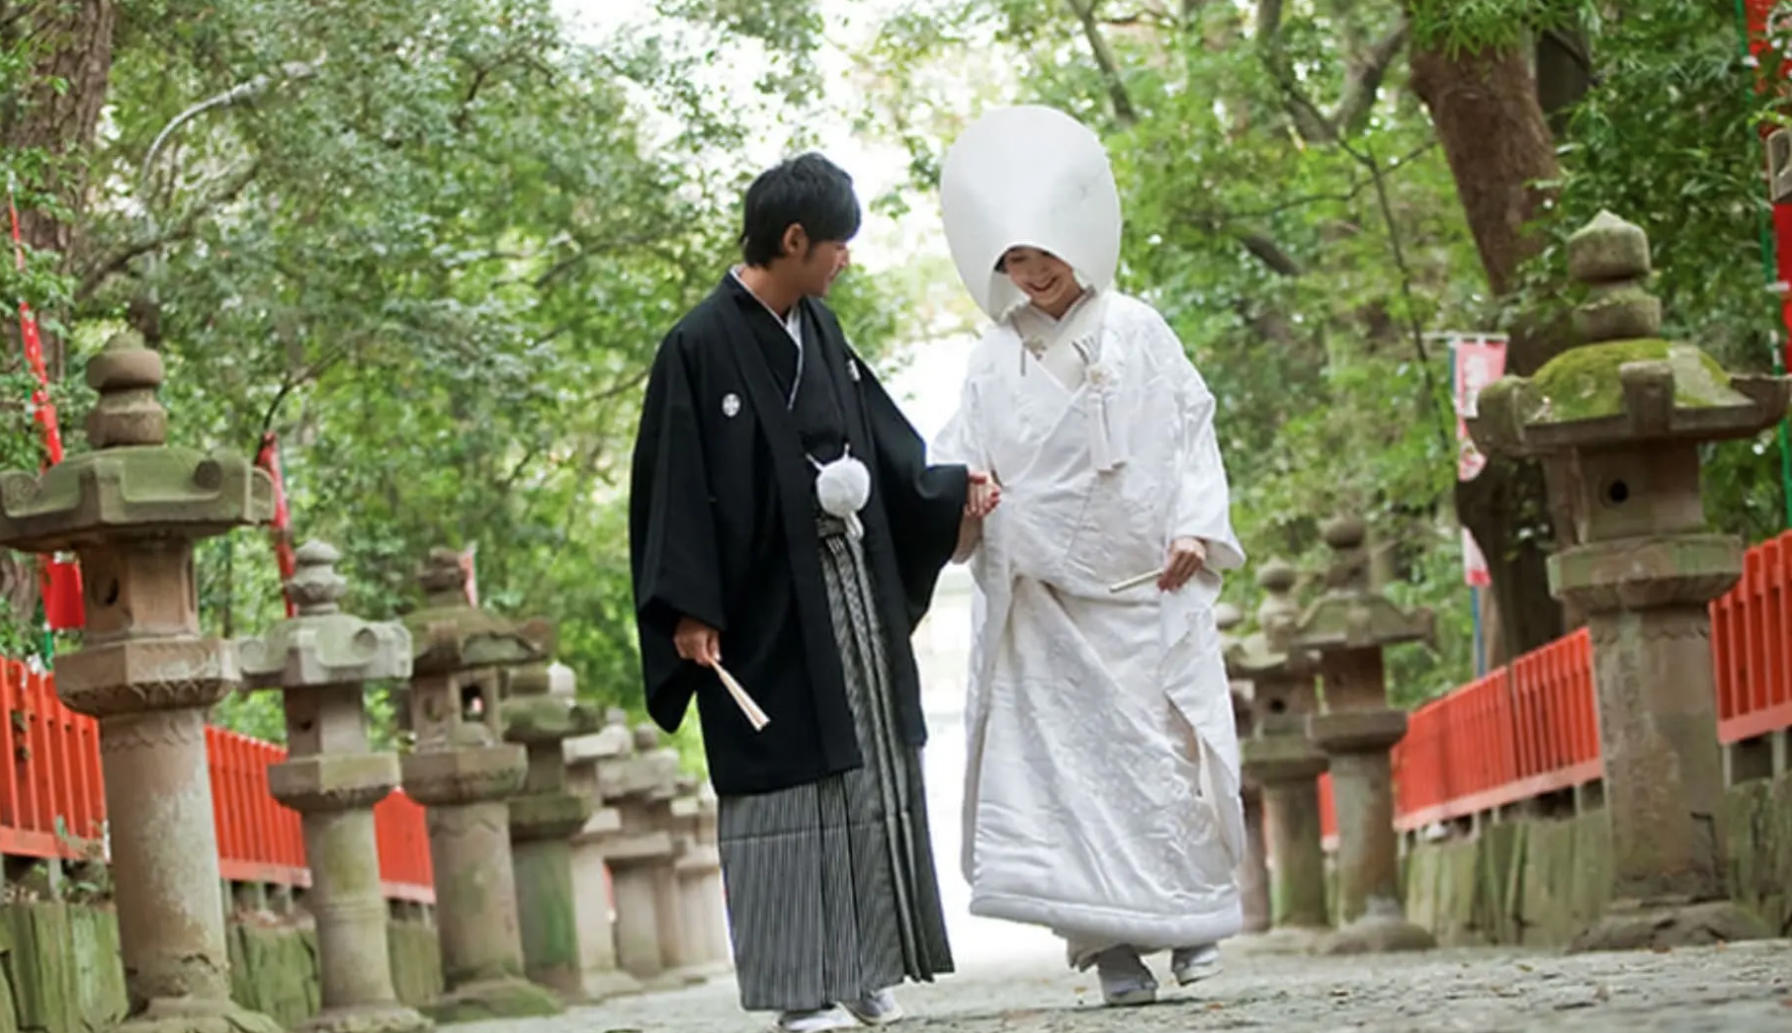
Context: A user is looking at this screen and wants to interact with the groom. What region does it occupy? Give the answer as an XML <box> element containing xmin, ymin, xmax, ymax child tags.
<box><xmin>628</xmin><ymin>151</ymin><xmax>997</xmax><ymax>1032</ymax></box>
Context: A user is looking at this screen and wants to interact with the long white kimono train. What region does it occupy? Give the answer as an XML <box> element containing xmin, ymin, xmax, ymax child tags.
<box><xmin>933</xmin><ymin>291</ymin><xmax>1248</xmax><ymax>966</ymax></box>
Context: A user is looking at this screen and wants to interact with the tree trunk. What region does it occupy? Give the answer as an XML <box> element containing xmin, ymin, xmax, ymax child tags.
<box><xmin>2</xmin><ymin>0</ymin><xmax>119</xmax><ymax>377</ymax></box>
<box><xmin>1409</xmin><ymin>33</ymin><xmax>1568</xmax><ymax>661</ymax></box>
<box><xmin>0</xmin><ymin>0</ymin><xmax>119</xmax><ymax>628</ymax></box>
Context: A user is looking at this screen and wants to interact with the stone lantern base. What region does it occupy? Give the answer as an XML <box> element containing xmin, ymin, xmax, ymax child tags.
<box><xmin>511</xmin><ymin>792</ymin><xmax>596</xmax><ymax>1001</ymax></box>
<box><xmin>1318</xmin><ymin>908</ymin><xmax>1440</xmax><ymax>956</ymax></box>
<box><xmin>300</xmin><ymin>1002</ymin><xmax>437</xmax><ymax>1033</ymax></box>
<box><xmin>405</xmin><ymin>746</ymin><xmax>563</xmax><ymax>1022</ymax></box>
<box><xmin>113</xmin><ymin>1003</ymin><xmax>283</xmax><ymax>1033</ymax></box>
<box><xmin>420</xmin><ymin>980</ymin><xmax>563</xmax><ymax>1025</ymax></box>
<box><xmin>1240</xmin><ymin>735</ymin><xmax>1331</xmax><ymax>954</ymax></box>
<box><xmin>1570</xmin><ymin>898</ymin><xmax>1769</xmax><ymax>954</ymax></box>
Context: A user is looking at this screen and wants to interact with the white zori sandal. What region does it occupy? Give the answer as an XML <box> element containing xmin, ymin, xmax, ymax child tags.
<box><xmin>1095</xmin><ymin>947</ymin><xmax>1158</xmax><ymax>1007</ymax></box>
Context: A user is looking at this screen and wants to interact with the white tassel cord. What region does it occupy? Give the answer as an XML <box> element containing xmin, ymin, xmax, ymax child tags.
<box><xmin>813</xmin><ymin>445</ymin><xmax>872</xmax><ymax>541</ymax></box>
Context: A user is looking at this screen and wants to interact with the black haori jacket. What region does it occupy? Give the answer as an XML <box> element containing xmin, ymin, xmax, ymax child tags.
<box><xmin>628</xmin><ymin>275</ymin><xmax>967</xmax><ymax>796</ymax></box>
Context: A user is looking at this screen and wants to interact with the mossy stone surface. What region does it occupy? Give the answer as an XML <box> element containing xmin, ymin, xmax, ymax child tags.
<box><xmin>420</xmin><ymin>978</ymin><xmax>562</xmax><ymax>1024</ymax></box>
<box><xmin>1528</xmin><ymin>339</ymin><xmax>1742</xmax><ymax>423</ymax></box>
<box><xmin>4</xmin><ymin>902</ymin><xmax>77</xmax><ymax>1033</ymax></box>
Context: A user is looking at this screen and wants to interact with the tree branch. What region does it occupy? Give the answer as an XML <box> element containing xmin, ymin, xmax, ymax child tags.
<box><xmin>1335</xmin><ymin>135</ymin><xmax>1453</xmax><ymax>455</ymax></box>
<box><xmin>1258</xmin><ymin>1</ymin><xmax>1407</xmax><ymax>144</ymax></box>
<box><xmin>1064</xmin><ymin>0</ymin><xmax>1139</xmax><ymax>125</ymax></box>
<box><xmin>1235</xmin><ymin>231</ymin><xmax>1303</xmax><ymax>277</ymax></box>
<box><xmin>1335</xmin><ymin>21</ymin><xmax>1409</xmax><ymax>138</ymax></box>
<box><xmin>76</xmin><ymin>159</ymin><xmax>263</xmax><ymax>303</ymax></box>
<box><xmin>256</xmin><ymin>342</ymin><xmax>350</xmax><ymax>445</ymax></box>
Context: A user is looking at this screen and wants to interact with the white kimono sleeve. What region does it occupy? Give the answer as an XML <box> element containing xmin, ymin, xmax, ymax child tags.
<box><xmin>1156</xmin><ymin>328</ymin><xmax>1246</xmax><ymax>572</ymax></box>
<box><xmin>932</xmin><ymin>374</ymin><xmax>986</xmax><ymax>470</ymax></box>
<box><xmin>932</xmin><ymin>369</ymin><xmax>988</xmax><ymax>563</ymax></box>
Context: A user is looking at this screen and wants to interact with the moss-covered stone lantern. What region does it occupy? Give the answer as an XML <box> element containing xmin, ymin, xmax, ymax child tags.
<box><xmin>237</xmin><ymin>540</ymin><xmax>431</xmax><ymax>1033</ymax></box>
<box><xmin>1229</xmin><ymin>559</ymin><xmax>1331</xmax><ymax>940</ymax></box>
<box><xmin>0</xmin><ymin>330</ymin><xmax>281</xmax><ymax>1033</ymax></box>
<box><xmin>1468</xmin><ymin>210</ymin><xmax>1782</xmax><ymax>951</ymax></box>
<box><xmin>1292</xmin><ymin>518</ymin><xmax>1437</xmax><ymax>955</ymax></box>
<box><xmin>399</xmin><ymin>549</ymin><xmax>562</xmax><ymax>1020</ymax></box>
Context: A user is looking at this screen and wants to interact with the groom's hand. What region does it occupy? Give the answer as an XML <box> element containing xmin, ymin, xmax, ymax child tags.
<box><xmin>674</xmin><ymin>616</ymin><xmax>721</xmax><ymax>667</ymax></box>
<box><xmin>966</xmin><ymin>468</ymin><xmax>1001</xmax><ymax>518</ymax></box>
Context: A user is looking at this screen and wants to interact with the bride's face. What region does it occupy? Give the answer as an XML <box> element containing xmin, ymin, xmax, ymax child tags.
<box><xmin>1000</xmin><ymin>247</ymin><xmax>1080</xmax><ymax>316</ymax></box>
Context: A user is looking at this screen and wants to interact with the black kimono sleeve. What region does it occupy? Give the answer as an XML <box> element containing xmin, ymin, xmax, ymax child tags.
<box><xmin>628</xmin><ymin>333</ymin><xmax>727</xmax><ymax>733</ymax></box>
<box><xmin>858</xmin><ymin>361</ymin><xmax>970</xmax><ymax>629</ymax></box>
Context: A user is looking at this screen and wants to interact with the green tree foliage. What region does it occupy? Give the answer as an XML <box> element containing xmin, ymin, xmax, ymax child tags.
<box><xmin>2</xmin><ymin>0</ymin><xmax>901</xmax><ymax>762</ymax></box>
<box><xmin>693</xmin><ymin>0</ymin><xmax>1792</xmax><ymax>704</ymax></box>
<box><xmin>1</xmin><ymin>0</ymin><xmax>1786</xmax><ymax>748</ymax></box>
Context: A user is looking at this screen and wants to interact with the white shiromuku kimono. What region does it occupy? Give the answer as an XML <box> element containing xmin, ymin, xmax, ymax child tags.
<box><xmin>932</xmin><ymin>288</ymin><xmax>1249</xmax><ymax>967</ymax></box>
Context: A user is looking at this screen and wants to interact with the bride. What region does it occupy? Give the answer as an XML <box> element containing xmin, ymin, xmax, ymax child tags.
<box><xmin>932</xmin><ymin>104</ymin><xmax>1249</xmax><ymax>1007</ymax></box>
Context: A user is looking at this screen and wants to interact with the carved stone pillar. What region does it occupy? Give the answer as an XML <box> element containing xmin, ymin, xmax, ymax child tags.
<box><xmin>677</xmin><ymin>786</ymin><xmax>731</xmax><ymax>974</ymax></box>
<box><xmin>1218</xmin><ymin>603</ymin><xmax>1270</xmax><ymax>936</ymax></box>
<box><xmin>238</xmin><ymin>541</ymin><xmax>431</xmax><ymax>1033</ymax></box>
<box><xmin>603</xmin><ymin>725</ymin><xmax>684</xmax><ymax>988</ymax></box>
<box><xmin>0</xmin><ymin>332</ymin><xmax>281</xmax><ymax>1033</ymax></box>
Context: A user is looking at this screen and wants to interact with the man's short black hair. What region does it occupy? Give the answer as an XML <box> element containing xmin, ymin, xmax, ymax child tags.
<box><xmin>740</xmin><ymin>153</ymin><xmax>862</xmax><ymax>267</ymax></box>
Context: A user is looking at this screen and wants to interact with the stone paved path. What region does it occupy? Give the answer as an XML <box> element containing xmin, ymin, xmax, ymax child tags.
<box><xmin>452</xmin><ymin>937</ymin><xmax>1791</xmax><ymax>1033</ymax></box>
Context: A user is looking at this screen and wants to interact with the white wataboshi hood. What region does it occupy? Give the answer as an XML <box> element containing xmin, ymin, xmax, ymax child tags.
<box><xmin>939</xmin><ymin>104</ymin><xmax>1123</xmax><ymax>321</ymax></box>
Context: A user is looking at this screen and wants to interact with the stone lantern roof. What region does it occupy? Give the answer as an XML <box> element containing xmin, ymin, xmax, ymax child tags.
<box><xmin>1227</xmin><ymin>559</ymin><xmax>1320</xmax><ymax>677</ymax></box>
<box><xmin>1291</xmin><ymin>518</ymin><xmax>1434</xmax><ymax>654</ymax></box>
<box><xmin>237</xmin><ymin>540</ymin><xmax>413</xmax><ymax>688</ymax></box>
<box><xmin>1471</xmin><ymin>211</ymin><xmax>1789</xmax><ymax>458</ymax></box>
<box><xmin>403</xmin><ymin>548</ymin><xmax>547</xmax><ymax>675</ymax></box>
<box><xmin>0</xmin><ymin>330</ymin><xmax>273</xmax><ymax>549</ymax></box>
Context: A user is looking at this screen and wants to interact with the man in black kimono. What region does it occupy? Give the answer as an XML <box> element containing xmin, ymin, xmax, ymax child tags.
<box><xmin>628</xmin><ymin>153</ymin><xmax>998</xmax><ymax>1032</ymax></box>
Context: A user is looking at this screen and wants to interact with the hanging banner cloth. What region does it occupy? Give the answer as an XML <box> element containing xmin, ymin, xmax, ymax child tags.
<box><xmin>7</xmin><ymin>180</ymin><xmax>83</xmax><ymax>632</ymax></box>
<box><xmin>255</xmin><ymin>432</ymin><xmax>300</xmax><ymax>617</ymax></box>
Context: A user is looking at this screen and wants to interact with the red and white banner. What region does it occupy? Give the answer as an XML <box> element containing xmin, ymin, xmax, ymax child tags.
<box><xmin>8</xmin><ymin>179</ymin><xmax>82</xmax><ymax>631</ymax></box>
<box><xmin>1449</xmin><ymin>334</ymin><xmax>1508</xmax><ymax>588</ymax></box>
<box><xmin>1451</xmin><ymin>334</ymin><xmax>1508</xmax><ymax>483</ymax></box>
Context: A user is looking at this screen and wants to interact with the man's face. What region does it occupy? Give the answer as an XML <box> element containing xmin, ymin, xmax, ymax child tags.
<box><xmin>1002</xmin><ymin>246</ymin><xmax>1079</xmax><ymax>313</ymax></box>
<box><xmin>777</xmin><ymin>224</ymin><xmax>851</xmax><ymax>298</ymax></box>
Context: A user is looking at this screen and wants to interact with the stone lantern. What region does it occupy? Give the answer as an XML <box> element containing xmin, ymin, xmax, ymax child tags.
<box><xmin>237</xmin><ymin>540</ymin><xmax>431</xmax><ymax>1033</ymax></box>
<box><xmin>1292</xmin><ymin>519</ymin><xmax>1437</xmax><ymax>955</ymax></box>
<box><xmin>603</xmin><ymin>724</ymin><xmax>685</xmax><ymax>987</ymax></box>
<box><xmin>1217</xmin><ymin>602</ymin><xmax>1270</xmax><ymax>936</ymax></box>
<box><xmin>671</xmin><ymin>784</ymin><xmax>731</xmax><ymax>976</ymax></box>
<box><xmin>0</xmin><ymin>331</ymin><xmax>281</xmax><ymax>1033</ymax></box>
<box><xmin>399</xmin><ymin>549</ymin><xmax>561</xmax><ymax>1020</ymax></box>
<box><xmin>562</xmin><ymin>712</ymin><xmax>642</xmax><ymax>1000</ymax></box>
<box><xmin>502</xmin><ymin>648</ymin><xmax>602</xmax><ymax>998</ymax></box>
<box><xmin>1469</xmin><ymin>211</ymin><xmax>1782</xmax><ymax>951</ymax></box>
<box><xmin>1229</xmin><ymin>559</ymin><xmax>1331</xmax><ymax>941</ymax></box>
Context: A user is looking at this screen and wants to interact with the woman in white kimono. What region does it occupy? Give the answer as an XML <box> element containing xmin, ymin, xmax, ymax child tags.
<box><xmin>932</xmin><ymin>105</ymin><xmax>1249</xmax><ymax>1007</ymax></box>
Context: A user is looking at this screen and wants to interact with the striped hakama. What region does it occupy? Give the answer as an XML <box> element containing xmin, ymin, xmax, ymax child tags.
<box><xmin>716</xmin><ymin>515</ymin><xmax>955</xmax><ymax>1012</ymax></box>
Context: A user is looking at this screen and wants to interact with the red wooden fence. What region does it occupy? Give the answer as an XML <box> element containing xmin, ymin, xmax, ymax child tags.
<box><xmin>0</xmin><ymin>663</ymin><xmax>434</xmax><ymax>902</ymax></box>
<box><xmin>1317</xmin><ymin>530</ymin><xmax>1792</xmax><ymax>842</ymax></box>
<box><xmin>4</xmin><ymin>537</ymin><xmax>1788</xmax><ymax>888</ymax></box>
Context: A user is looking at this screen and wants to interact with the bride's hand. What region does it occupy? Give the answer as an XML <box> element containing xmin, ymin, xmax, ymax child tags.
<box><xmin>966</xmin><ymin>468</ymin><xmax>1001</xmax><ymax>518</ymax></box>
<box><xmin>1158</xmin><ymin>537</ymin><xmax>1207</xmax><ymax>592</ymax></box>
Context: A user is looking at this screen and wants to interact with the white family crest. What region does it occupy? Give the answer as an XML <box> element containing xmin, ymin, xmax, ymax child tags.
<box><xmin>848</xmin><ymin>359</ymin><xmax>861</xmax><ymax>382</ymax></box>
<box><xmin>721</xmin><ymin>393</ymin><xmax>742</xmax><ymax>418</ymax></box>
